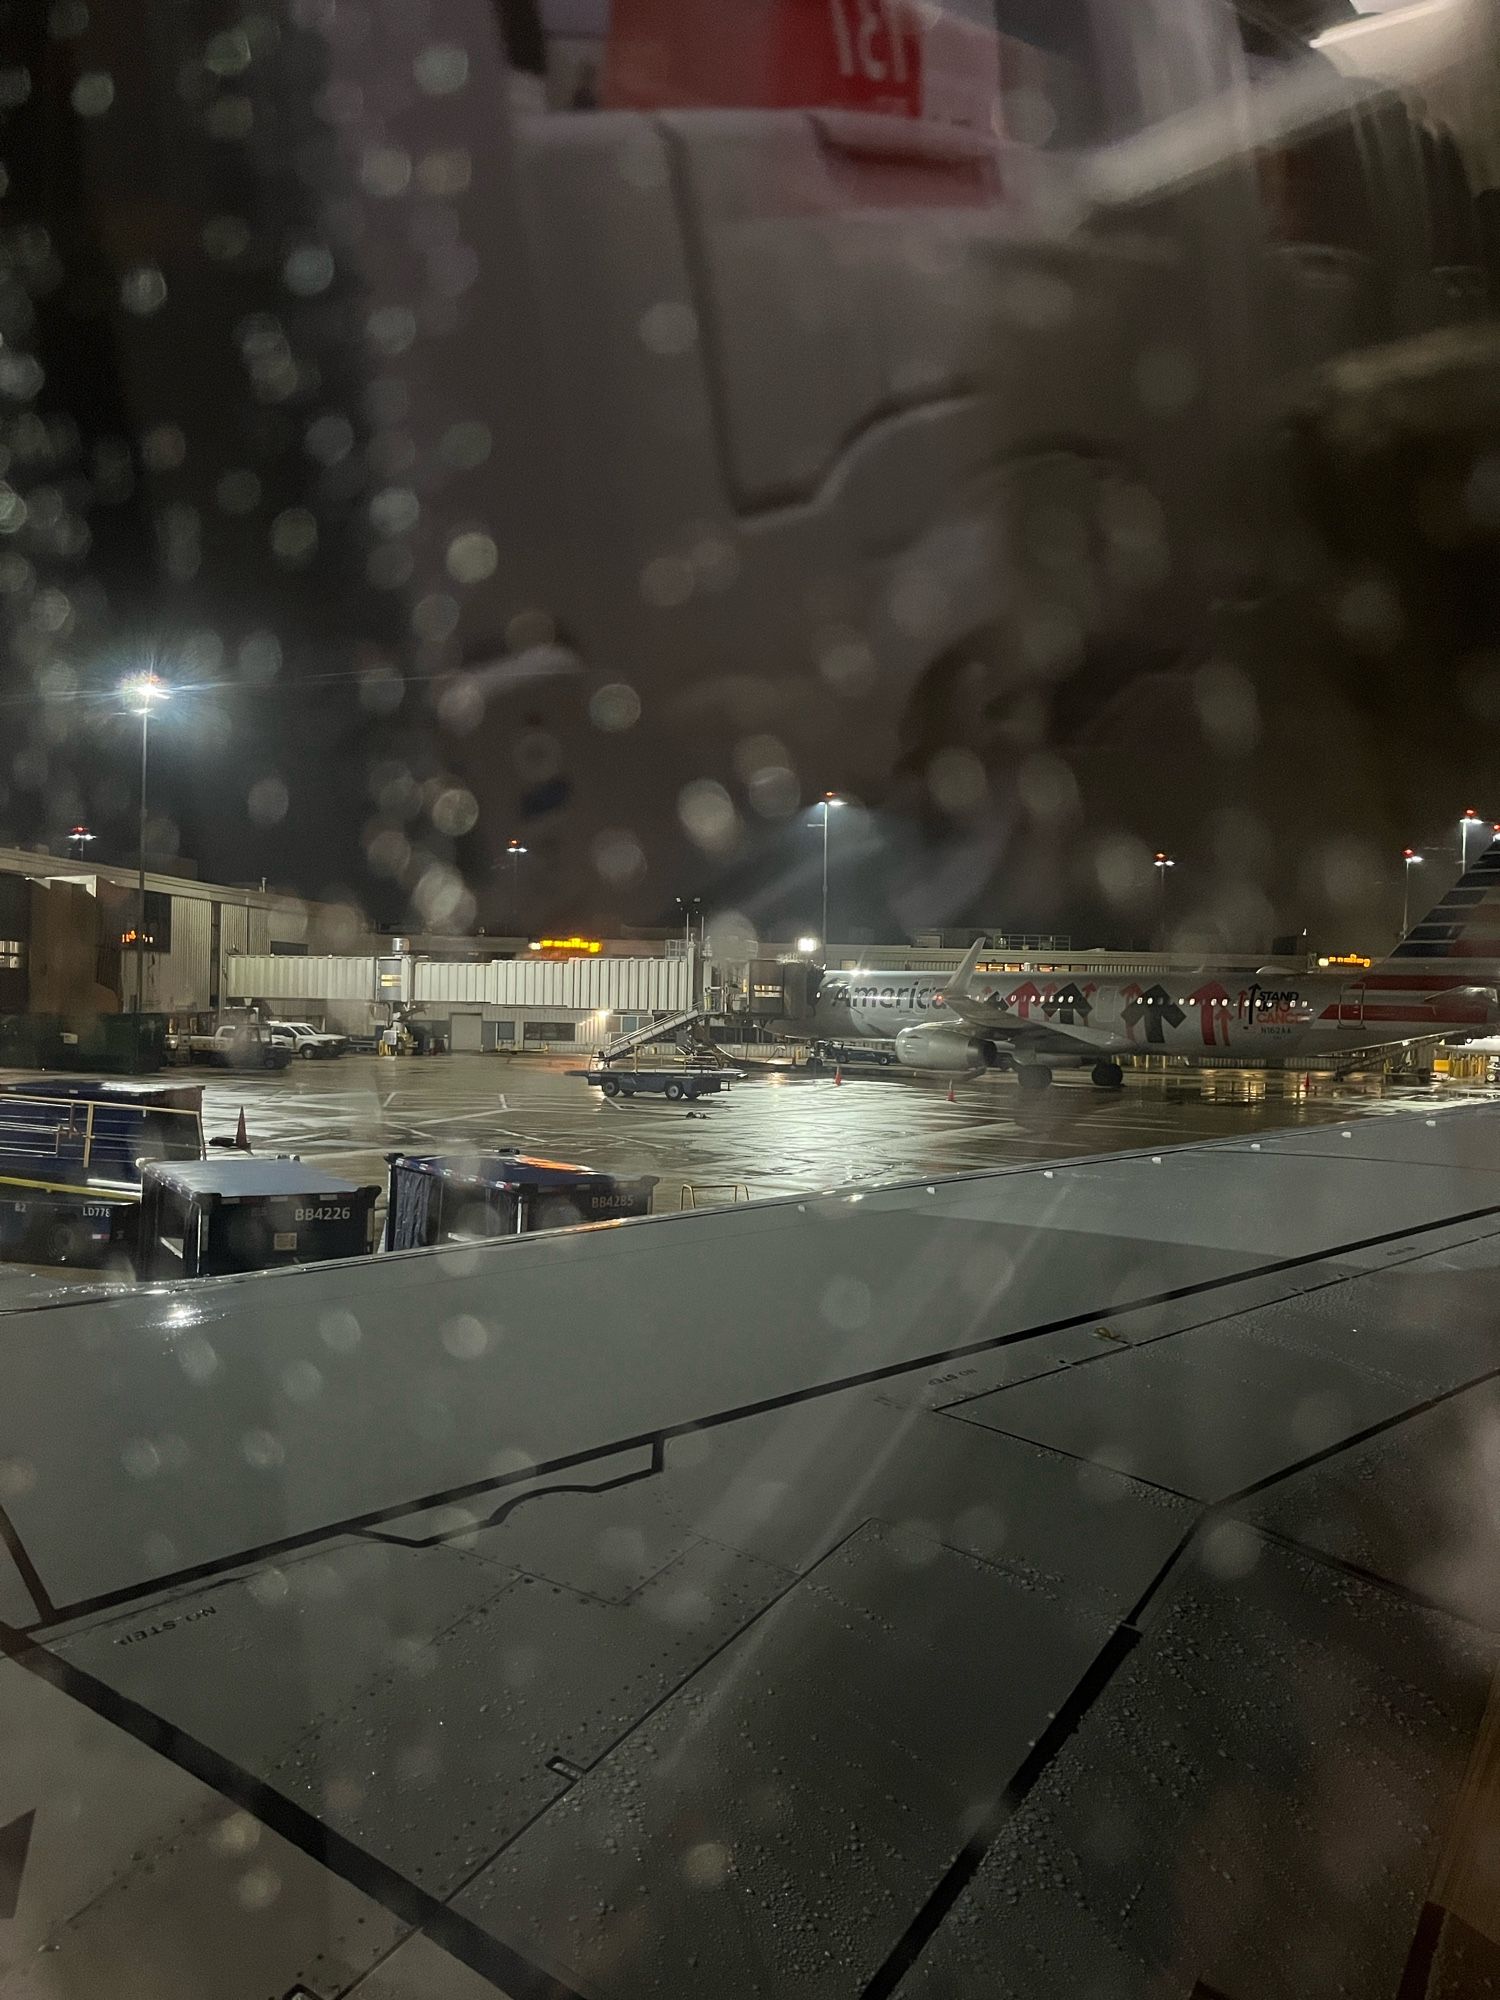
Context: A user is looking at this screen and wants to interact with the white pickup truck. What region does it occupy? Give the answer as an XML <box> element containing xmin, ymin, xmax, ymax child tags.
<box><xmin>270</xmin><ymin>1020</ymin><xmax>346</xmax><ymax>1060</ymax></box>
<box><xmin>174</xmin><ymin>1022</ymin><xmax>292</xmax><ymax>1070</ymax></box>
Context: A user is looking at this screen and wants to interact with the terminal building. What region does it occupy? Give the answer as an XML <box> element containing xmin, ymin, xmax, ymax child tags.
<box><xmin>0</xmin><ymin>843</ymin><xmax>1348</xmax><ymax>1056</ymax></box>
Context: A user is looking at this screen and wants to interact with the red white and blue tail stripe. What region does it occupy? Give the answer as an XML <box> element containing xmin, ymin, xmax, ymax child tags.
<box><xmin>1384</xmin><ymin>840</ymin><xmax>1500</xmax><ymax>969</ymax></box>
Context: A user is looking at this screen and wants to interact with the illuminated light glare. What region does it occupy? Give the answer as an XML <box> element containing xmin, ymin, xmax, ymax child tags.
<box><xmin>530</xmin><ymin>936</ymin><xmax>602</xmax><ymax>954</ymax></box>
<box><xmin>120</xmin><ymin>672</ymin><xmax>169</xmax><ymax>711</ymax></box>
<box><xmin>796</xmin><ymin>935</ymin><xmax>819</xmax><ymax>954</ymax></box>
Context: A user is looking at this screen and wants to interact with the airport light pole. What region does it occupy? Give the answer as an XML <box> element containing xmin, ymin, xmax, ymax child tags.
<box><xmin>120</xmin><ymin>674</ymin><xmax>169</xmax><ymax>1013</ymax></box>
<box><xmin>817</xmin><ymin>794</ymin><xmax>843</xmax><ymax>959</ymax></box>
<box><xmin>1402</xmin><ymin>848</ymin><xmax>1423</xmax><ymax>935</ymax></box>
<box><xmin>1153</xmin><ymin>851</ymin><xmax>1175</xmax><ymax>950</ymax></box>
<box><xmin>504</xmin><ymin>839</ymin><xmax>527</xmax><ymax>928</ymax></box>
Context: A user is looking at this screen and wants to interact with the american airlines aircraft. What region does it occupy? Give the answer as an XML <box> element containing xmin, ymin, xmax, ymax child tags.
<box><xmin>798</xmin><ymin>844</ymin><xmax>1500</xmax><ymax>1087</ymax></box>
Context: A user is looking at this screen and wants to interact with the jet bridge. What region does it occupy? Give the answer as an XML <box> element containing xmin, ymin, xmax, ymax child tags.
<box><xmin>725</xmin><ymin>956</ymin><xmax>822</xmax><ymax>1023</ymax></box>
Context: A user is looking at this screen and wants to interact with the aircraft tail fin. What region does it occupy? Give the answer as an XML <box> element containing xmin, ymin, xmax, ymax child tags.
<box><xmin>1381</xmin><ymin>838</ymin><xmax>1500</xmax><ymax>974</ymax></box>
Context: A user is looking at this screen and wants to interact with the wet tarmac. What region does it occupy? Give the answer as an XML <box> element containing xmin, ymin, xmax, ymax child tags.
<box><xmin>194</xmin><ymin>1052</ymin><xmax>1495</xmax><ymax>1208</ymax></box>
<box><xmin>1</xmin><ymin>1053</ymin><xmax>1494</xmax><ymax>1305</ymax></box>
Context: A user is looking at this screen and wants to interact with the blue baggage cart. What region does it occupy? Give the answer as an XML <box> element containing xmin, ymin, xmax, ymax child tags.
<box><xmin>385</xmin><ymin>1151</ymin><xmax>658</xmax><ymax>1249</ymax></box>
<box><xmin>0</xmin><ymin>1078</ymin><xmax>204</xmax><ymax>1266</ymax></box>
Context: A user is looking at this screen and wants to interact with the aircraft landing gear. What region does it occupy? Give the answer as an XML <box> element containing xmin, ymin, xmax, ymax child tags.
<box><xmin>1091</xmin><ymin>1060</ymin><xmax>1124</xmax><ymax>1089</ymax></box>
<box><xmin>1016</xmin><ymin>1063</ymin><xmax>1053</xmax><ymax>1092</ymax></box>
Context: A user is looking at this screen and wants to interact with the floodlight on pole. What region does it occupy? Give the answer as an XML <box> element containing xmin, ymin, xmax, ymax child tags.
<box><xmin>118</xmin><ymin>674</ymin><xmax>170</xmax><ymax>1014</ymax></box>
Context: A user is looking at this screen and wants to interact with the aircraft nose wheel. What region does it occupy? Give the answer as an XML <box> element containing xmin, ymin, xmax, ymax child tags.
<box><xmin>1016</xmin><ymin>1064</ymin><xmax>1053</xmax><ymax>1092</ymax></box>
<box><xmin>1091</xmin><ymin>1060</ymin><xmax>1125</xmax><ymax>1089</ymax></box>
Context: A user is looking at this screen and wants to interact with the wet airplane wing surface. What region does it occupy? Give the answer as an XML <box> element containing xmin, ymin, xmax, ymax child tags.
<box><xmin>2</xmin><ymin>1103</ymin><xmax>1500</xmax><ymax>1996</ymax></box>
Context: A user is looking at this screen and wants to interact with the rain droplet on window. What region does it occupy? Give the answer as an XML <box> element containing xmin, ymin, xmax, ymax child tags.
<box><xmin>414</xmin><ymin>43</ymin><xmax>469</xmax><ymax>95</ymax></box>
<box><xmin>238</xmin><ymin>631</ymin><xmax>281</xmax><ymax>684</ymax></box>
<box><xmin>436</xmin><ymin>679</ymin><xmax>483</xmax><ymax>735</ymax></box>
<box><xmin>48</xmin><ymin>1</ymin><xmax>88</xmax><ymax>37</ymax></box>
<box><xmin>446</xmin><ymin>530</ymin><xmax>497</xmax><ymax>584</ymax></box>
<box><xmin>359</xmin><ymin>146</ymin><xmax>412</xmax><ymax>198</ymax></box>
<box><xmin>439</xmin><ymin>420</ymin><xmax>491</xmax><ymax>470</ymax></box>
<box><xmin>140</xmin><ymin>424</ymin><xmax>186</xmax><ymax>471</ymax></box>
<box><xmin>428</xmin><ymin>242</ymin><xmax>479</xmax><ymax>300</ymax></box>
<box><xmin>1000</xmin><ymin>86</ymin><xmax>1056</xmax><ymax>146</ymax></box>
<box><xmin>358</xmin><ymin>663</ymin><xmax>405</xmax><ymax>715</ymax></box>
<box><xmin>0</xmin><ymin>353</ymin><xmax>44</xmax><ymax>401</ymax></box>
<box><xmin>678</xmin><ymin>778</ymin><xmax>738</xmax><ymax>854</ymax></box>
<box><xmin>120</xmin><ymin>265</ymin><xmax>167</xmax><ymax>316</ymax></box>
<box><xmin>417</xmin><ymin>149</ymin><xmax>472</xmax><ymax>196</ymax></box>
<box><xmin>215</xmin><ymin>469</ymin><xmax>261</xmax><ymax>514</ymax></box>
<box><xmin>283</xmin><ymin>244</ymin><xmax>335</xmax><ymax>296</ymax></box>
<box><xmin>640</xmin><ymin>554</ymin><xmax>694</xmax><ymax>608</ymax></box>
<box><xmin>818</xmin><ymin>634</ymin><xmax>875</xmax><ymax>695</ymax></box>
<box><xmin>589</xmin><ymin>683</ymin><xmax>641</xmax><ymax>733</ymax></box>
<box><xmin>70</xmin><ymin>71</ymin><xmax>113</xmax><ymax>116</ymax></box>
<box><xmin>927</xmin><ymin>746</ymin><xmax>986</xmax><ymax>816</ymax></box>
<box><xmin>235</xmin><ymin>1867</ymin><xmax>281</xmax><ymax>1912</ymax></box>
<box><xmin>412</xmin><ymin>592</ymin><xmax>459</xmax><ymax>641</ymax></box>
<box><xmin>247</xmin><ymin>776</ymin><xmax>289</xmax><ymax>826</ymax></box>
<box><xmin>366</xmin><ymin>826</ymin><xmax>411</xmax><ymax>876</ymax></box>
<box><xmin>204</xmin><ymin>28</ymin><xmax>252</xmax><ymax>77</ymax></box>
<box><xmin>592</xmin><ymin>829</ymin><xmax>645</xmax><ymax>885</ymax></box>
<box><xmin>366</xmin><ymin>305</ymin><xmax>416</xmax><ymax>356</ymax></box>
<box><xmin>31</xmin><ymin>586</ymin><xmax>72</xmax><ymax>635</ymax></box>
<box><xmin>369</xmin><ymin>486</ymin><xmax>419</xmax><ymax>537</ymax></box>
<box><xmin>269</xmin><ymin>507</ymin><xmax>318</xmax><ymax>565</ymax></box>
<box><xmin>441</xmin><ymin>1314</ymin><xmax>488</xmax><ymax>1359</ymax></box>
<box><xmin>304</xmin><ymin>412</ymin><xmax>354</xmax><ymax>466</ymax></box>
<box><xmin>202</xmin><ymin>214</ymin><xmax>251</xmax><ymax>261</ymax></box>
<box><xmin>204</xmin><ymin>94</ymin><xmax>253</xmax><ymax>141</ymax></box>
<box><xmin>414</xmin><ymin>862</ymin><xmax>473</xmax><ymax>926</ymax></box>
<box><xmin>431</xmin><ymin>787</ymin><xmax>478</xmax><ymax>837</ymax></box>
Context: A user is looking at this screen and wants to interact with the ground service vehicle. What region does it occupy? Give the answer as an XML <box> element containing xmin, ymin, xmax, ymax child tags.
<box><xmin>175</xmin><ymin>1023</ymin><xmax>294</xmax><ymax>1071</ymax></box>
<box><xmin>579</xmin><ymin>1064</ymin><xmax>743</xmax><ymax>1100</ymax></box>
<box><xmin>270</xmin><ymin>1021</ymin><xmax>347</xmax><ymax>1060</ymax></box>
<box><xmin>805</xmin><ymin>1040</ymin><xmax>899</xmax><ymax>1070</ymax></box>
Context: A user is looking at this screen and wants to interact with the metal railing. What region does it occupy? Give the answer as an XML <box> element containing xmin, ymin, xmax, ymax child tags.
<box><xmin>680</xmin><ymin>1182</ymin><xmax>751</xmax><ymax>1209</ymax></box>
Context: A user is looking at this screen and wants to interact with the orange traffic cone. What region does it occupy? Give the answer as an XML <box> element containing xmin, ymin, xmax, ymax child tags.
<box><xmin>833</xmin><ymin>1066</ymin><xmax>842</xmax><ymax>1085</ymax></box>
<box><xmin>235</xmin><ymin>1106</ymin><xmax>249</xmax><ymax>1150</ymax></box>
<box><xmin>947</xmin><ymin>1081</ymin><xmax>957</xmax><ymax>1103</ymax></box>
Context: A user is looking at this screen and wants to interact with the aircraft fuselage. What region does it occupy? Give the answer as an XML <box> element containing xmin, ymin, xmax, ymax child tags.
<box><xmin>795</xmin><ymin>967</ymin><xmax>1496</xmax><ymax>1064</ymax></box>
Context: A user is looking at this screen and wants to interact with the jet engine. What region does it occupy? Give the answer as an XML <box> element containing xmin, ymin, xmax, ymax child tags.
<box><xmin>892</xmin><ymin>1023</ymin><xmax>1006</xmax><ymax>1072</ymax></box>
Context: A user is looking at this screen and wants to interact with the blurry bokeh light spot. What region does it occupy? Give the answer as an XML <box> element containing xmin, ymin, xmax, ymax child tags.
<box><xmin>70</xmin><ymin>71</ymin><xmax>113</xmax><ymax>116</ymax></box>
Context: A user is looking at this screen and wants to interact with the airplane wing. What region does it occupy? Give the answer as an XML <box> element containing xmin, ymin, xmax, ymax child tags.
<box><xmin>939</xmin><ymin>935</ymin><xmax>988</xmax><ymax>1001</ymax></box>
<box><xmin>4</xmin><ymin>1105</ymin><xmax>1500</xmax><ymax>1996</ymax></box>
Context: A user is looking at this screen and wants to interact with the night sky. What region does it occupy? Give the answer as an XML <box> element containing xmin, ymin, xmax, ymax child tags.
<box><xmin>2</xmin><ymin>0</ymin><xmax>1495</xmax><ymax>959</ymax></box>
